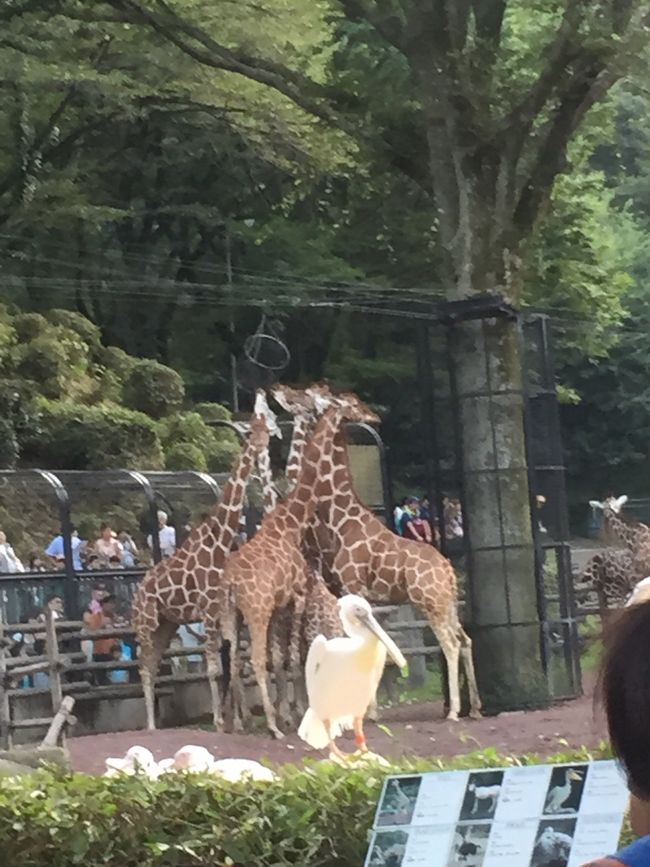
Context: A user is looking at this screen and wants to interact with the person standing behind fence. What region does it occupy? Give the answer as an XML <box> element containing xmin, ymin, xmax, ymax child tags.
<box><xmin>118</xmin><ymin>531</ymin><xmax>138</xmax><ymax>568</ymax></box>
<box><xmin>85</xmin><ymin>594</ymin><xmax>120</xmax><ymax>685</ymax></box>
<box><xmin>0</xmin><ymin>530</ymin><xmax>24</xmax><ymax>573</ymax></box>
<box><xmin>94</xmin><ymin>524</ymin><xmax>123</xmax><ymax>569</ymax></box>
<box><xmin>147</xmin><ymin>511</ymin><xmax>176</xmax><ymax>558</ymax></box>
<box><xmin>45</xmin><ymin>526</ymin><xmax>85</xmax><ymax>571</ymax></box>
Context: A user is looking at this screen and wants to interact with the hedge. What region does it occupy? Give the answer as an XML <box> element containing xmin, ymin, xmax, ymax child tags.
<box><xmin>0</xmin><ymin>746</ymin><xmax>617</xmax><ymax>867</ymax></box>
<box><xmin>23</xmin><ymin>400</ymin><xmax>165</xmax><ymax>470</ymax></box>
<box><xmin>123</xmin><ymin>358</ymin><xmax>185</xmax><ymax>419</ymax></box>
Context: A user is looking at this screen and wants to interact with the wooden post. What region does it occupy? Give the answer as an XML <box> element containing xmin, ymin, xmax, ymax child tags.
<box><xmin>44</xmin><ymin>609</ymin><xmax>64</xmax><ymax>743</ymax></box>
<box><xmin>0</xmin><ymin>612</ymin><xmax>10</xmax><ymax>749</ymax></box>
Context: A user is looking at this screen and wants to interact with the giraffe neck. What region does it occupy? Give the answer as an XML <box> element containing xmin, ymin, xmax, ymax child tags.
<box><xmin>285</xmin><ymin>413</ymin><xmax>311</xmax><ymax>491</ymax></box>
<box><xmin>176</xmin><ymin>436</ymin><xmax>259</xmax><ymax>558</ymax></box>
<box><xmin>270</xmin><ymin>408</ymin><xmax>340</xmax><ymax>535</ymax></box>
<box><xmin>604</xmin><ymin>509</ymin><xmax>638</xmax><ymax>550</ymax></box>
<box><xmin>257</xmin><ymin>446</ymin><xmax>277</xmax><ymax>514</ymax></box>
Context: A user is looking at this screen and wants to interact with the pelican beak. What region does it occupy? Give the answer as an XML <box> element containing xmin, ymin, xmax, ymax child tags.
<box><xmin>358</xmin><ymin>610</ymin><xmax>407</xmax><ymax>672</ymax></box>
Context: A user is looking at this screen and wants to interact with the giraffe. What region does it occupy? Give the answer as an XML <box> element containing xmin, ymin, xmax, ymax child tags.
<box><xmin>579</xmin><ymin>548</ymin><xmax>636</xmax><ymax>616</ymax></box>
<box><xmin>221</xmin><ymin>400</ymin><xmax>378</xmax><ymax>738</ymax></box>
<box><xmin>131</xmin><ymin>390</ymin><xmax>279</xmax><ymax>731</ymax></box>
<box><xmin>589</xmin><ymin>495</ymin><xmax>650</xmax><ymax>581</ymax></box>
<box><xmin>301</xmin><ymin>383</ymin><xmax>482</xmax><ymax>721</ymax></box>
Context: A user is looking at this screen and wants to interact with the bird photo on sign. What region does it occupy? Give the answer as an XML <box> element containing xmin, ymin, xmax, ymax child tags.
<box><xmin>542</xmin><ymin>764</ymin><xmax>587</xmax><ymax>815</ymax></box>
<box><xmin>447</xmin><ymin>823</ymin><xmax>490</xmax><ymax>867</ymax></box>
<box><xmin>531</xmin><ymin>818</ymin><xmax>576</xmax><ymax>867</ymax></box>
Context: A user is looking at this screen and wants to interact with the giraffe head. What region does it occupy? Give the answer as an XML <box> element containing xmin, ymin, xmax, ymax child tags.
<box><xmin>590</xmin><ymin>495</ymin><xmax>628</xmax><ymax>515</ymax></box>
<box><xmin>270</xmin><ymin>383</ymin><xmax>318</xmax><ymax>417</ymax></box>
<box><xmin>305</xmin><ymin>384</ymin><xmax>380</xmax><ymax>425</ymax></box>
<box><xmin>253</xmin><ymin>389</ymin><xmax>282</xmax><ymax>439</ymax></box>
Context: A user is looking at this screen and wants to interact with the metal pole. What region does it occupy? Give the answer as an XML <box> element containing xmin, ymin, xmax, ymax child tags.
<box><xmin>225</xmin><ymin>229</ymin><xmax>239</xmax><ymax>413</ymax></box>
<box><xmin>415</xmin><ymin>322</ymin><xmax>445</xmax><ymax>551</ymax></box>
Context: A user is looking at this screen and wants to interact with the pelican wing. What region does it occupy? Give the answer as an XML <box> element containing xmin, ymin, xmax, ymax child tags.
<box><xmin>305</xmin><ymin>634</ymin><xmax>328</xmax><ymax>697</ymax></box>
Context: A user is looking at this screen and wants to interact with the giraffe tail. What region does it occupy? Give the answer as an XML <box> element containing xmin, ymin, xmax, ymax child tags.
<box><xmin>298</xmin><ymin>708</ymin><xmax>331</xmax><ymax>749</ymax></box>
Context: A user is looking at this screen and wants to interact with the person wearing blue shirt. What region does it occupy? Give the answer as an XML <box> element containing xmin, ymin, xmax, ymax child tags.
<box><xmin>584</xmin><ymin>602</ymin><xmax>650</xmax><ymax>865</ymax></box>
<box><xmin>45</xmin><ymin>526</ymin><xmax>85</xmax><ymax>571</ymax></box>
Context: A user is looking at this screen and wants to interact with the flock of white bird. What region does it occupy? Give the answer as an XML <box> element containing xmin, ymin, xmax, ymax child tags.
<box><xmin>104</xmin><ymin>744</ymin><xmax>276</xmax><ymax>783</ymax></box>
<box><xmin>104</xmin><ymin>592</ymin><xmax>407</xmax><ymax>775</ymax></box>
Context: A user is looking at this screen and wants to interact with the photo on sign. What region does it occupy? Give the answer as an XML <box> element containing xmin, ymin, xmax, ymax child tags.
<box><xmin>446</xmin><ymin>823</ymin><xmax>490</xmax><ymax>867</ymax></box>
<box><xmin>531</xmin><ymin>818</ymin><xmax>577</xmax><ymax>867</ymax></box>
<box><xmin>458</xmin><ymin>770</ymin><xmax>504</xmax><ymax>821</ymax></box>
<box><xmin>376</xmin><ymin>777</ymin><xmax>422</xmax><ymax>826</ymax></box>
<box><xmin>542</xmin><ymin>765</ymin><xmax>587</xmax><ymax>815</ymax></box>
<box><xmin>367</xmin><ymin>829</ymin><xmax>409</xmax><ymax>867</ymax></box>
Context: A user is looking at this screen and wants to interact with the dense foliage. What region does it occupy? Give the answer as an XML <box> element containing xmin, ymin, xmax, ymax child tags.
<box><xmin>0</xmin><ymin>304</ymin><xmax>236</xmax><ymax>473</ymax></box>
<box><xmin>0</xmin><ymin>1</ymin><xmax>649</xmax><ymax>502</ymax></box>
<box><xmin>0</xmin><ymin>746</ymin><xmax>614</xmax><ymax>867</ymax></box>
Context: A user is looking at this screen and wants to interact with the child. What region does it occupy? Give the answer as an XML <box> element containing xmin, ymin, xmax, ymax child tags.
<box><xmin>584</xmin><ymin>602</ymin><xmax>650</xmax><ymax>865</ymax></box>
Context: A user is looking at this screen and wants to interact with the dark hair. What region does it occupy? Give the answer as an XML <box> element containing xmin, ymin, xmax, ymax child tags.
<box><xmin>45</xmin><ymin>594</ymin><xmax>62</xmax><ymax>605</ymax></box>
<box><xmin>101</xmin><ymin>594</ymin><xmax>117</xmax><ymax>606</ymax></box>
<box><xmin>600</xmin><ymin>602</ymin><xmax>650</xmax><ymax>799</ymax></box>
<box><xmin>100</xmin><ymin>523</ymin><xmax>111</xmax><ymax>532</ymax></box>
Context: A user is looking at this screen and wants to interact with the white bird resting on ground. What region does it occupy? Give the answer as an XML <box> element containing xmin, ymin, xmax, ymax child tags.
<box><xmin>298</xmin><ymin>594</ymin><xmax>407</xmax><ymax>761</ymax></box>
<box><xmin>104</xmin><ymin>743</ymin><xmax>277</xmax><ymax>782</ymax></box>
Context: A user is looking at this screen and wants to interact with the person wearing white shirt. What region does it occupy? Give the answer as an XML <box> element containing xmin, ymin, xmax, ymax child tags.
<box><xmin>147</xmin><ymin>510</ymin><xmax>176</xmax><ymax>558</ymax></box>
<box><xmin>0</xmin><ymin>530</ymin><xmax>24</xmax><ymax>574</ymax></box>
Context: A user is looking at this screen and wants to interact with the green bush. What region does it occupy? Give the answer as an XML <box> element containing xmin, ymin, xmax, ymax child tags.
<box><xmin>45</xmin><ymin>308</ymin><xmax>101</xmax><ymax>350</ymax></box>
<box><xmin>165</xmin><ymin>441</ymin><xmax>209</xmax><ymax>472</ymax></box>
<box><xmin>100</xmin><ymin>345</ymin><xmax>137</xmax><ymax>381</ymax></box>
<box><xmin>0</xmin><ymin>320</ymin><xmax>17</xmax><ymax>369</ymax></box>
<box><xmin>12</xmin><ymin>312</ymin><xmax>49</xmax><ymax>342</ymax></box>
<box><xmin>157</xmin><ymin>411</ymin><xmax>216</xmax><ymax>452</ymax></box>
<box><xmin>123</xmin><ymin>358</ymin><xmax>185</xmax><ymax>419</ymax></box>
<box><xmin>194</xmin><ymin>401</ymin><xmax>232</xmax><ymax>423</ymax></box>
<box><xmin>22</xmin><ymin>400</ymin><xmax>164</xmax><ymax>470</ymax></box>
<box><xmin>206</xmin><ymin>437</ymin><xmax>241</xmax><ymax>472</ymax></box>
<box><xmin>0</xmin><ymin>747</ymin><xmax>614</xmax><ymax>867</ymax></box>
<box><xmin>0</xmin><ymin>418</ymin><xmax>18</xmax><ymax>469</ymax></box>
<box><xmin>14</xmin><ymin>335</ymin><xmax>71</xmax><ymax>398</ymax></box>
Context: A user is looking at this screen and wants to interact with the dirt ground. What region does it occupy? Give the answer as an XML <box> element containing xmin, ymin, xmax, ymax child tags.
<box><xmin>68</xmin><ymin>677</ymin><xmax>606</xmax><ymax>775</ymax></box>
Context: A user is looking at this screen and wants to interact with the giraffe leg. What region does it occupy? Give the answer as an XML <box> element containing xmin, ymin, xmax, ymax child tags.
<box><xmin>249</xmin><ymin>616</ymin><xmax>284</xmax><ymax>739</ymax></box>
<box><xmin>458</xmin><ymin>627</ymin><xmax>482</xmax><ymax>719</ymax></box>
<box><xmin>270</xmin><ymin>611</ymin><xmax>291</xmax><ymax>728</ymax></box>
<box><xmin>202</xmin><ymin>622</ymin><xmax>224</xmax><ymax>730</ymax></box>
<box><xmin>221</xmin><ymin>603</ymin><xmax>245</xmax><ymax>733</ymax></box>
<box><xmin>288</xmin><ymin>591</ymin><xmax>307</xmax><ymax>719</ymax></box>
<box><xmin>138</xmin><ymin>619</ymin><xmax>177</xmax><ymax>731</ymax></box>
<box><xmin>435</xmin><ymin>627</ymin><xmax>461</xmax><ymax>721</ymax></box>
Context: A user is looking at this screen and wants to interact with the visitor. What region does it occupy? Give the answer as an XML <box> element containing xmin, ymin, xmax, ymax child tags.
<box><xmin>94</xmin><ymin>524</ymin><xmax>123</xmax><ymax>568</ymax></box>
<box><xmin>400</xmin><ymin>496</ymin><xmax>432</xmax><ymax>544</ymax></box>
<box><xmin>45</xmin><ymin>526</ymin><xmax>85</xmax><ymax>571</ymax></box>
<box><xmin>147</xmin><ymin>510</ymin><xmax>176</xmax><ymax>558</ymax></box>
<box><xmin>393</xmin><ymin>498</ymin><xmax>407</xmax><ymax>534</ymax></box>
<box><xmin>33</xmin><ymin>595</ymin><xmax>64</xmax><ymax>656</ymax></box>
<box><xmin>118</xmin><ymin>530</ymin><xmax>138</xmax><ymax>568</ymax></box>
<box><xmin>585</xmin><ymin>601</ymin><xmax>650</xmax><ymax>865</ymax></box>
<box><xmin>0</xmin><ymin>530</ymin><xmax>24</xmax><ymax>574</ymax></box>
<box><xmin>85</xmin><ymin>594</ymin><xmax>120</xmax><ymax>685</ymax></box>
<box><xmin>28</xmin><ymin>552</ymin><xmax>47</xmax><ymax>572</ymax></box>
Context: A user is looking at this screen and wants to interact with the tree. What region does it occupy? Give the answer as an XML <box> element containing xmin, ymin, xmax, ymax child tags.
<box><xmin>5</xmin><ymin>0</ymin><xmax>649</xmax><ymax>709</ymax></box>
<box><xmin>74</xmin><ymin>0</ymin><xmax>644</xmax><ymax>711</ymax></box>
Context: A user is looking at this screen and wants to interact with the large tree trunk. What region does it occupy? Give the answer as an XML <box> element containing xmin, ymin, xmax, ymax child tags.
<box><xmin>453</xmin><ymin>317</ymin><xmax>548</xmax><ymax>713</ymax></box>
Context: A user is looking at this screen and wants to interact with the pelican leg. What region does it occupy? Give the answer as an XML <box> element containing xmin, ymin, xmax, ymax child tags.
<box><xmin>353</xmin><ymin>716</ymin><xmax>369</xmax><ymax>753</ymax></box>
<box><xmin>324</xmin><ymin>719</ymin><xmax>348</xmax><ymax>761</ymax></box>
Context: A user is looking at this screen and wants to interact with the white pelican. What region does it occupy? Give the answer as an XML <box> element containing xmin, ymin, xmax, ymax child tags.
<box><xmin>544</xmin><ymin>767</ymin><xmax>584</xmax><ymax>813</ymax></box>
<box><xmin>298</xmin><ymin>594</ymin><xmax>407</xmax><ymax>759</ymax></box>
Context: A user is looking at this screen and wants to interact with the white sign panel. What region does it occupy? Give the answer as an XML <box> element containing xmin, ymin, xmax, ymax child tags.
<box><xmin>365</xmin><ymin>761</ymin><xmax>627</xmax><ymax>867</ymax></box>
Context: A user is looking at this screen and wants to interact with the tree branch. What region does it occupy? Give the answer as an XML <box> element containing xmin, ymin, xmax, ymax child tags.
<box><xmin>96</xmin><ymin>0</ymin><xmax>344</xmax><ymax>129</ymax></box>
<box><xmin>337</xmin><ymin>0</ymin><xmax>406</xmax><ymax>50</ymax></box>
<box><xmin>513</xmin><ymin>62</ymin><xmax>617</xmax><ymax>238</ymax></box>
